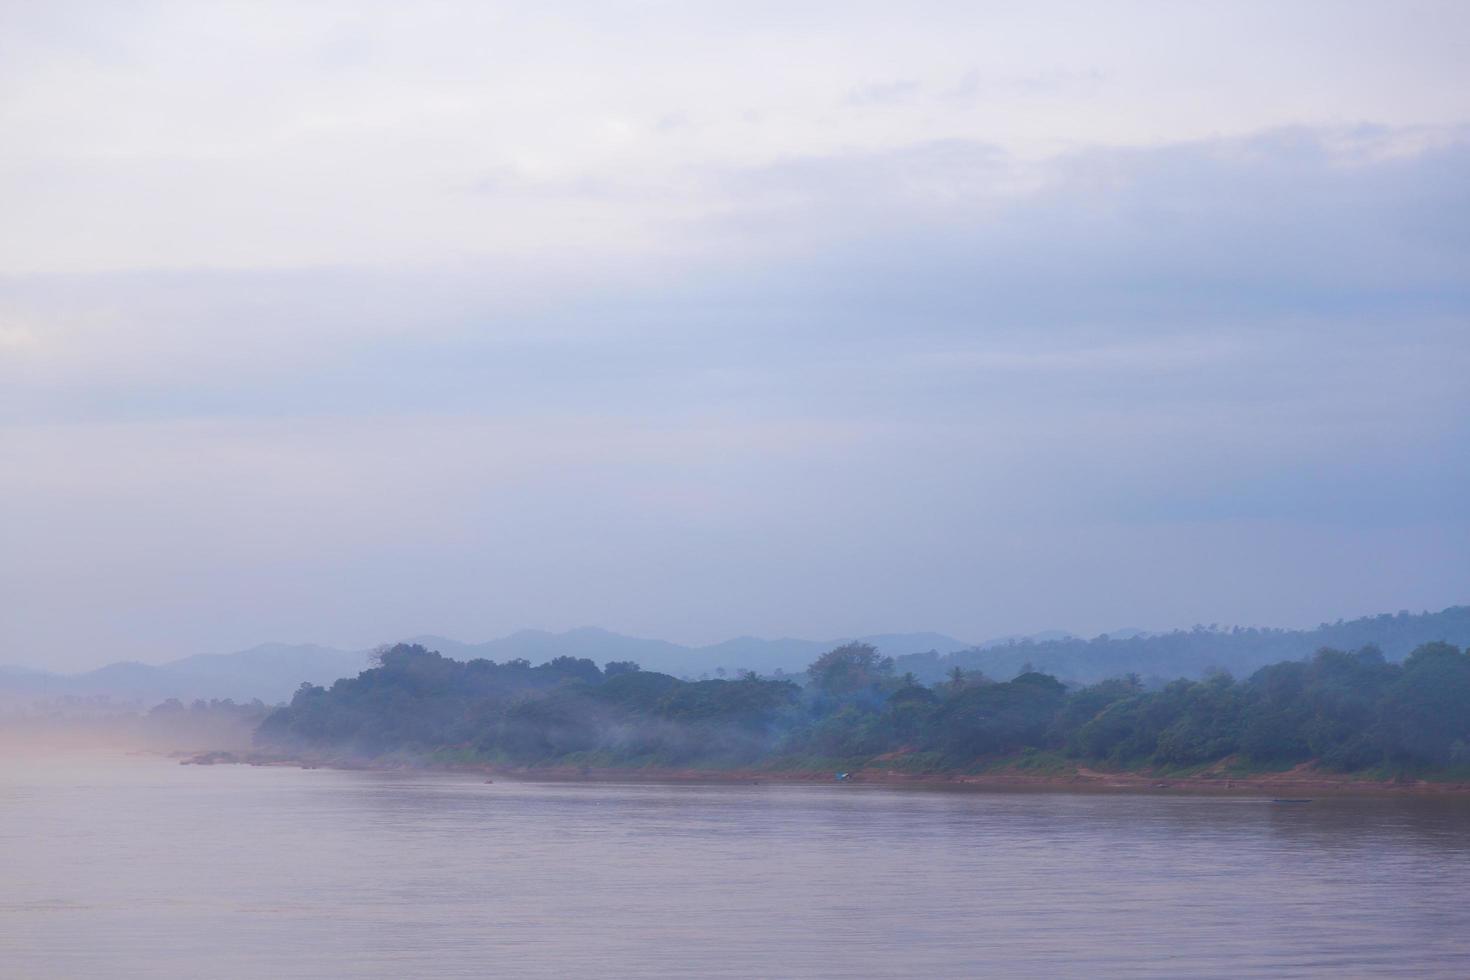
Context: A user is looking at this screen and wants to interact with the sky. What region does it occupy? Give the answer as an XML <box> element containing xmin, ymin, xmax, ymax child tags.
<box><xmin>2</xmin><ymin>1</ymin><xmax>1468</xmax><ymax>670</ymax></box>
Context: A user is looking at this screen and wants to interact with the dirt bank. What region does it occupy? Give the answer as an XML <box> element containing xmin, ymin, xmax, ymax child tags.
<box><xmin>179</xmin><ymin>751</ymin><xmax>1470</xmax><ymax>796</ymax></box>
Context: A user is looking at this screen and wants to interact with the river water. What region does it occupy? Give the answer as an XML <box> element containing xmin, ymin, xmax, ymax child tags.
<box><xmin>2</xmin><ymin>753</ymin><xmax>1468</xmax><ymax>978</ymax></box>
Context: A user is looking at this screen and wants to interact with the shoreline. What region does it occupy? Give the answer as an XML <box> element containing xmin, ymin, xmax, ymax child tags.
<box><xmin>179</xmin><ymin>751</ymin><xmax>1470</xmax><ymax>797</ymax></box>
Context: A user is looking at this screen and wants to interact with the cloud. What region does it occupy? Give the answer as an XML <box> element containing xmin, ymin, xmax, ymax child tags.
<box><xmin>675</xmin><ymin>126</ymin><xmax>1470</xmax><ymax>344</ymax></box>
<box><xmin>3</xmin><ymin>127</ymin><xmax>1465</xmax><ymax>454</ymax></box>
<box><xmin>6</xmin><ymin>2</ymin><xmax>1470</xmax><ymax>275</ymax></box>
<box><xmin>2</xmin><ymin>3</ymin><xmax>1468</xmax><ymax>665</ymax></box>
<box><xmin>940</xmin><ymin>67</ymin><xmax>1107</xmax><ymax>104</ymax></box>
<box><xmin>845</xmin><ymin>79</ymin><xmax>924</xmax><ymax>107</ymax></box>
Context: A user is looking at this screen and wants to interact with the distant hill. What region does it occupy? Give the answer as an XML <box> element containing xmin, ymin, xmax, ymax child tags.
<box><xmin>976</xmin><ymin>630</ymin><xmax>1079</xmax><ymax>649</ymax></box>
<box><xmin>895</xmin><ymin>607</ymin><xmax>1470</xmax><ymax>686</ymax></box>
<box><xmin>6</xmin><ymin>608</ymin><xmax>1463</xmax><ymax>706</ymax></box>
<box><xmin>0</xmin><ymin>644</ymin><xmax>373</xmax><ymax>707</ymax></box>
<box><xmin>0</xmin><ymin>630</ymin><xmax>975</xmax><ymax>707</ymax></box>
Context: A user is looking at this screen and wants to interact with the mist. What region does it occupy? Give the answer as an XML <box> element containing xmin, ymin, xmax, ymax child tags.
<box><xmin>5</xmin><ymin>6</ymin><xmax>1470</xmax><ymax>977</ymax></box>
<box><xmin>0</xmin><ymin>697</ymin><xmax>268</xmax><ymax>757</ymax></box>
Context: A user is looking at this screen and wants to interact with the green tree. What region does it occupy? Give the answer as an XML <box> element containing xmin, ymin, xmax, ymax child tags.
<box><xmin>806</xmin><ymin>642</ymin><xmax>894</xmax><ymax>696</ymax></box>
<box><xmin>1380</xmin><ymin>643</ymin><xmax>1470</xmax><ymax>766</ymax></box>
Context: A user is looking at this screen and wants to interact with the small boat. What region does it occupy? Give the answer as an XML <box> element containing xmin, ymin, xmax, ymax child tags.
<box><xmin>835</xmin><ymin>772</ymin><xmax>850</xmax><ymax>782</ymax></box>
<box><xmin>1271</xmin><ymin>798</ymin><xmax>1313</xmax><ymax>804</ymax></box>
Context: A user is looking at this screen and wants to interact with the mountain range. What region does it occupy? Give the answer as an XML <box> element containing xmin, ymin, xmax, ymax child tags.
<box><xmin>0</xmin><ymin>629</ymin><xmax>984</xmax><ymax>707</ymax></box>
<box><xmin>6</xmin><ymin>606</ymin><xmax>1463</xmax><ymax>709</ymax></box>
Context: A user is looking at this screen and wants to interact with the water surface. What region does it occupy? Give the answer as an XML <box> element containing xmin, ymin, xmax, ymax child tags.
<box><xmin>2</xmin><ymin>753</ymin><xmax>1468</xmax><ymax>978</ymax></box>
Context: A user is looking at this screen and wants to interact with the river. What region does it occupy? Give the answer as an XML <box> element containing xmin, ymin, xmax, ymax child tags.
<box><xmin>2</xmin><ymin>753</ymin><xmax>1468</xmax><ymax>978</ymax></box>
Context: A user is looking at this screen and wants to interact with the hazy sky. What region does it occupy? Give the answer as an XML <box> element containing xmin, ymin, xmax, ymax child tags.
<box><xmin>3</xmin><ymin>1</ymin><xmax>1468</xmax><ymax>669</ymax></box>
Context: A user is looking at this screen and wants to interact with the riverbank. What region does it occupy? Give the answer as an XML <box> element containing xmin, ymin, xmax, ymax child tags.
<box><xmin>179</xmin><ymin>750</ymin><xmax>1470</xmax><ymax>796</ymax></box>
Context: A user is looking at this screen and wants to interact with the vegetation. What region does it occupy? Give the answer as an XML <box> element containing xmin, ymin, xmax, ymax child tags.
<box><xmin>894</xmin><ymin>606</ymin><xmax>1470</xmax><ymax>685</ymax></box>
<box><xmin>254</xmin><ymin>636</ymin><xmax>1470</xmax><ymax>778</ymax></box>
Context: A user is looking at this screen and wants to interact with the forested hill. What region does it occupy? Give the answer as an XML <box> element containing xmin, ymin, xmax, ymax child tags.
<box><xmin>254</xmin><ymin>639</ymin><xmax>1470</xmax><ymax>779</ymax></box>
<box><xmin>896</xmin><ymin>606</ymin><xmax>1470</xmax><ymax>685</ymax></box>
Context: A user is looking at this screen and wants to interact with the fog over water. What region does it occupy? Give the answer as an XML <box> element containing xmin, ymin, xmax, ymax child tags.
<box><xmin>4</xmin><ymin>6</ymin><xmax>1468</xmax><ymax>978</ymax></box>
<box><xmin>3</xmin><ymin>753</ymin><xmax>1468</xmax><ymax>979</ymax></box>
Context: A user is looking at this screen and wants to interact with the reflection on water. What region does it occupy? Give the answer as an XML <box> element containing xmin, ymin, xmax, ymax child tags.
<box><xmin>2</xmin><ymin>753</ymin><xmax>1469</xmax><ymax>978</ymax></box>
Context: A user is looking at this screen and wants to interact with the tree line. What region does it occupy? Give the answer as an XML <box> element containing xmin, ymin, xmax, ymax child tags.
<box><xmin>254</xmin><ymin>639</ymin><xmax>1470</xmax><ymax>775</ymax></box>
<box><xmin>892</xmin><ymin>606</ymin><xmax>1470</xmax><ymax>685</ymax></box>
